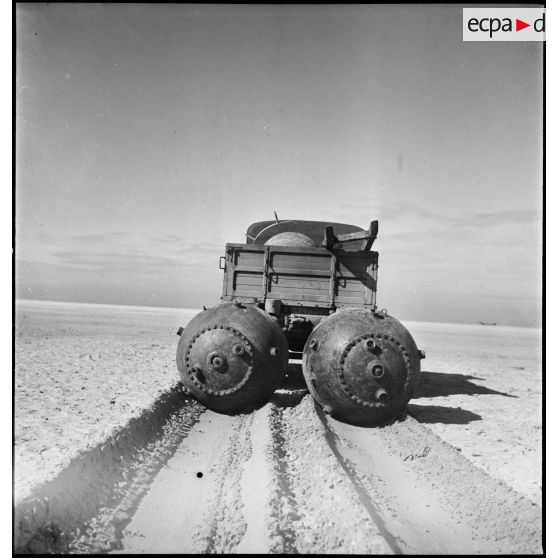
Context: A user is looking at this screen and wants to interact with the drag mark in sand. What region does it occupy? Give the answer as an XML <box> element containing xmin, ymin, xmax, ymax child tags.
<box><xmin>236</xmin><ymin>404</ymin><xmax>284</xmax><ymax>554</ymax></box>
<box><xmin>325</xmin><ymin>411</ymin><xmax>542</xmax><ymax>554</ymax></box>
<box><xmin>315</xmin><ymin>404</ymin><xmax>404</xmax><ymax>554</ymax></box>
<box><xmin>15</xmin><ymin>387</ymin><xmax>204</xmax><ymax>554</ymax></box>
<box><xmin>115</xmin><ymin>410</ymin><xmax>245</xmax><ymax>554</ymax></box>
<box><xmin>70</xmin><ymin>398</ymin><xmax>205</xmax><ymax>553</ymax></box>
<box><xmin>267</xmin><ymin>403</ymin><xmax>300</xmax><ymax>554</ymax></box>
<box><xmin>277</xmin><ymin>395</ymin><xmax>393</xmax><ymax>554</ymax></box>
<box><xmin>203</xmin><ymin>413</ymin><xmax>253</xmax><ymax>554</ymax></box>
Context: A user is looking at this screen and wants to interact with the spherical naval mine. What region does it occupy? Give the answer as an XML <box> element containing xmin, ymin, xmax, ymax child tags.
<box><xmin>302</xmin><ymin>308</ymin><xmax>422</xmax><ymax>425</ymax></box>
<box><xmin>264</xmin><ymin>232</ymin><xmax>315</xmax><ymax>248</ymax></box>
<box><xmin>176</xmin><ymin>302</ymin><xmax>289</xmax><ymax>413</ymax></box>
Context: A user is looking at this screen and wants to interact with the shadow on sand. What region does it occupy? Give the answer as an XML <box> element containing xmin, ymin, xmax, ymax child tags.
<box><xmin>407</xmin><ymin>404</ymin><xmax>482</xmax><ymax>425</ymax></box>
<box><xmin>414</xmin><ymin>371</ymin><xmax>517</xmax><ymax>399</ymax></box>
<box><xmin>409</xmin><ymin>370</ymin><xmax>517</xmax><ymax>425</ymax></box>
<box><xmin>274</xmin><ymin>366</ymin><xmax>512</xmax><ymax>425</ymax></box>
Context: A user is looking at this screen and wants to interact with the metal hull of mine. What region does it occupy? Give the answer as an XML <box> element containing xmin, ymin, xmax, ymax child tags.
<box><xmin>302</xmin><ymin>308</ymin><xmax>422</xmax><ymax>425</ymax></box>
<box><xmin>176</xmin><ymin>302</ymin><xmax>289</xmax><ymax>413</ymax></box>
<box><xmin>177</xmin><ymin>303</ymin><xmax>422</xmax><ymax>424</ymax></box>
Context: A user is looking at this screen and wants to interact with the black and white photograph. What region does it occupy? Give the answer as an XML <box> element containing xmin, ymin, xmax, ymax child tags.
<box><xmin>14</xmin><ymin>3</ymin><xmax>544</xmax><ymax>554</ymax></box>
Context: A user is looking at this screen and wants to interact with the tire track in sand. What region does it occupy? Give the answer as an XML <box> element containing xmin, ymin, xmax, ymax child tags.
<box><xmin>79</xmin><ymin>390</ymin><xmax>540</xmax><ymax>554</ymax></box>
<box><xmin>271</xmin><ymin>393</ymin><xmax>394</xmax><ymax>554</ymax></box>
<box><xmin>236</xmin><ymin>399</ymin><xmax>298</xmax><ymax>554</ymax></box>
<box><xmin>111</xmin><ymin>391</ymin><xmax>395</xmax><ymax>554</ymax></box>
<box><xmin>16</xmin><ymin>389</ymin><xmax>204</xmax><ymax>554</ymax></box>
<box><xmin>71</xmin><ymin>398</ymin><xmax>204</xmax><ymax>553</ymax></box>
<box><xmin>114</xmin><ymin>410</ymin><xmax>251</xmax><ymax>553</ymax></box>
<box><xmin>266</xmin><ymin>392</ymin><xmax>302</xmax><ymax>553</ymax></box>
<box><xmin>203</xmin><ymin>413</ymin><xmax>253</xmax><ymax>553</ymax></box>
<box><xmin>320</xmin><ymin>402</ymin><xmax>542</xmax><ymax>554</ymax></box>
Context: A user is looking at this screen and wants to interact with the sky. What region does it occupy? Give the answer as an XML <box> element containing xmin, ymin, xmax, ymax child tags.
<box><xmin>15</xmin><ymin>4</ymin><xmax>543</xmax><ymax>326</ymax></box>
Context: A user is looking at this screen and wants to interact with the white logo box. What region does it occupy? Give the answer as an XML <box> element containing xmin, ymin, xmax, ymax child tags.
<box><xmin>463</xmin><ymin>8</ymin><xmax>545</xmax><ymax>41</ymax></box>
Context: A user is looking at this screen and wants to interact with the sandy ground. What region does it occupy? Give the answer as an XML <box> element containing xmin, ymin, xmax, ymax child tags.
<box><xmin>14</xmin><ymin>300</ymin><xmax>542</xmax><ymax>553</ymax></box>
<box><xmin>74</xmin><ymin>395</ymin><xmax>539</xmax><ymax>554</ymax></box>
<box><xmin>406</xmin><ymin>321</ymin><xmax>542</xmax><ymax>505</ymax></box>
<box><xmin>14</xmin><ymin>300</ymin><xmax>199</xmax><ymax>503</ymax></box>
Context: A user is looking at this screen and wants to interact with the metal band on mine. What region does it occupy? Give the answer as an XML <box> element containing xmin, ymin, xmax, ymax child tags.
<box><xmin>184</xmin><ymin>325</ymin><xmax>254</xmax><ymax>396</ymax></box>
<box><xmin>337</xmin><ymin>332</ymin><xmax>413</xmax><ymax>408</ymax></box>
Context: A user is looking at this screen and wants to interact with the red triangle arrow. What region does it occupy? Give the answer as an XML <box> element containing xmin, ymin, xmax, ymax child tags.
<box><xmin>516</xmin><ymin>19</ymin><xmax>530</xmax><ymax>31</ymax></box>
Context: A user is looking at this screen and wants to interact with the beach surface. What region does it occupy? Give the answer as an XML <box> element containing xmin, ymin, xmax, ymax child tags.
<box><xmin>14</xmin><ymin>300</ymin><xmax>542</xmax><ymax>553</ymax></box>
<box><xmin>15</xmin><ymin>299</ymin><xmax>199</xmax><ymax>503</ymax></box>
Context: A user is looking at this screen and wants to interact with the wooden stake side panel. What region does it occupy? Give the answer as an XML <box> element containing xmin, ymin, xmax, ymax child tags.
<box><xmin>221</xmin><ymin>243</ymin><xmax>378</xmax><ymax>309</ymax></box>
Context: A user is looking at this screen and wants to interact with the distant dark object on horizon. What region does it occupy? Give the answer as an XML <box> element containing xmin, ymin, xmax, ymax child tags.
<box><xmin>479</xmin><ymin>321</ymin><xmax>497</xmax><ymax>326</ymax></box>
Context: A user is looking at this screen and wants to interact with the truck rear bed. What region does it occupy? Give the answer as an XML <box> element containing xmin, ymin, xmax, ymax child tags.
<box><xmin>221</xmin><ymin>243</ymin><xmax>378</xmax><ymax>309</ymax></box>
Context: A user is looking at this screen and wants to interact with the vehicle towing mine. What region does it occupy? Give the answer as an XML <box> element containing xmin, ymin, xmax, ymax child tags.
<box><xmin>176</xmin><ymin>217</ymin><xmax>424</xmax><ymax>425</ymax></box>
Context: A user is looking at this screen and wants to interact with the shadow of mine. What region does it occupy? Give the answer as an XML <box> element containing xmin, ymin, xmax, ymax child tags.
<box><xmin>414</xmin><ymin>371</ymin><xmax>517</xmax><ymax>399</ymax></box>
<box><xmin>408</xmin><ymin>404</ymin><xmax>483</xmax><ymax>425</ymax></box>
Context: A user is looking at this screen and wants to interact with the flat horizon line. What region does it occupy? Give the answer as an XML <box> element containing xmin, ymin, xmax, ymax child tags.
<box><xmin>14</xmin><ymin>297</ymin><xmax>542</xmax><ymax>331</ymax></box>
<box><xmin>15</xmin><ymin>298</ymin><xmax>201</xmax><ymax>314</ymax></box>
